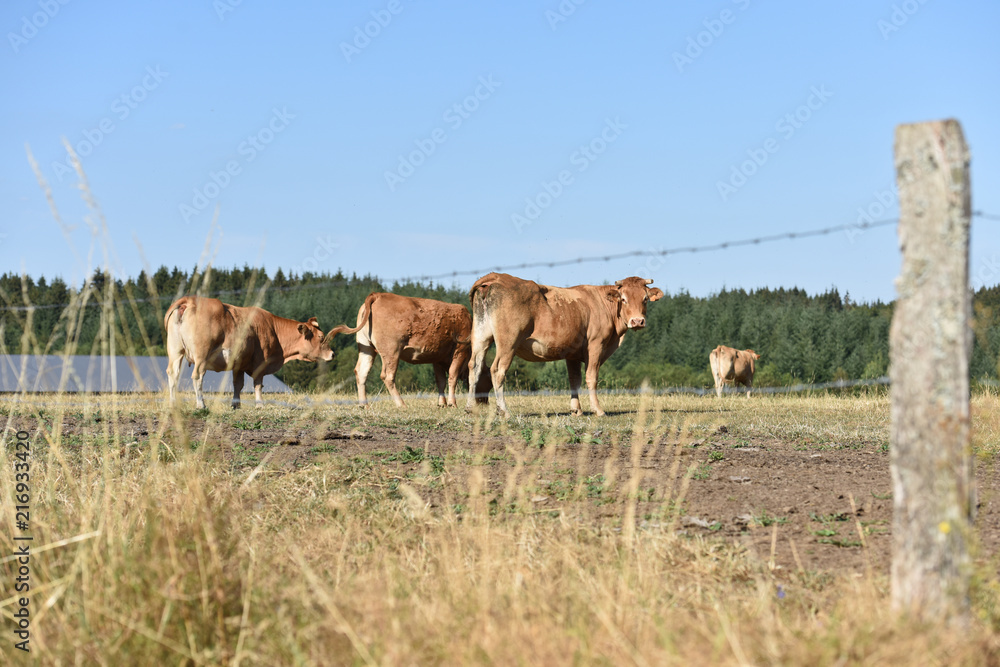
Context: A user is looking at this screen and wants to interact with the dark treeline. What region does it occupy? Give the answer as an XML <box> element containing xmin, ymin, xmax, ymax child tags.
<box><xmin>2</xmin><ymin>266</ymin><xmax>998</xmax><ymax>393</ymax></box>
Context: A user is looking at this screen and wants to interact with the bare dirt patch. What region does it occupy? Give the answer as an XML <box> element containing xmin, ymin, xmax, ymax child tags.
<box><xmin>151</xmin><ymin>402</ymin><xmax>999</xmax><ymax>578</ymax></box>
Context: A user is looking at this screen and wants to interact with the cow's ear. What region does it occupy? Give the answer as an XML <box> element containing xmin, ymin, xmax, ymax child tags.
<box><xmin>298</xmin><ymin>323</ymin><xmax>313</xmax><ymax>338</ymax></box>
<box><xmin>606</xmin><ymin>288</ymin><xmax>620</xmax><ymax>302</ymax></box>
<box><xmin>646</xmin><ymin>288</ymin><xmax>664</xmax><ymax>302</ymax></box>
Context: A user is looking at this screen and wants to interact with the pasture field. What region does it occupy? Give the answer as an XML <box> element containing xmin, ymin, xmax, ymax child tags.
<box><xmin>1</xmin><ymin>389</ymin><xmax>999</xmax><ymax>665</ymax></box>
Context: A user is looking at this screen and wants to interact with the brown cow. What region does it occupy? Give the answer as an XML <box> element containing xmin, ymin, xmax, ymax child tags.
<box><xmin>325</xmin><ymin>292</ymin><xmax>491</xmax><ymax>408</ymax></box>
<box><xmin>165</xmin><ymin>296</ymin><xmax>333</xmax><ymax>409</ymax></box>
<box><xmin>466</xmin><ymin>273</ymin><xmax>663</xmax><ymax>417</ymax></box>
<box><xmin>709</xmin><ymin>345</ymin><xmax>760</xmax><ymax>398</ymax></box>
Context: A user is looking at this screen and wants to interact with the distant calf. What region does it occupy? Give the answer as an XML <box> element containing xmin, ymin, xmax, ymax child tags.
<box><xmin>325</xmin><ymin>292</ymin><xmax>491</xmax><ymax>408</ymax></box>
<box><xmin>165</xmin><ymin>296</ymin><xmax>332</xmax><ymax>409</ymax></box>
<box><xmin>709</xmin><ymin>345</ymin><xmax>760</xmax><ymax>398</ymax></box>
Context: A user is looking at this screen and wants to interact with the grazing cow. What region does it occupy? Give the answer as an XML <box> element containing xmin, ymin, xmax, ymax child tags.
<box><xmin>465</xmin><ymin>272</ymin><xmax>663</xmax><ymax>417</ymax></box>
<box><xmin>325</xmin><ymin>292</ymin><xmax>491</xmax><ymax>408</ymax></box>
<box><xmin>165</xmin><ymin>296</ymin><xmax>333</xmax><ymax>409</ymax></box>
<box><xmin>709</xmin><ymin>345</ymin><xmax>760</xmax><ymax>398</ymax></box>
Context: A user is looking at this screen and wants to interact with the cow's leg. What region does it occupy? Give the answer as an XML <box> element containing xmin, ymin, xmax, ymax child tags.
<box><xmin>231</xmin><ymin>370</ymin><xmax>244</xmax><ymax>409</ymax></box>
<box><xmin>566</xmin><ymin>359</ymin><xmax>583</xmax><ymax>416</ymax></box>
<box><xmin>253</xmin><ymin>374</ymin><xmax>264</xmax><ymax>407</ymax></box>
<box><xmin>355</xmin><ymin>344</ymin><xmax>376</xmax><ymax>407</ymax></box>
<box><xmin>490</xmin><ymin>345</ymin><xmax>517</xmax><ymax>418</ymax></box>
<box><xmin>466</xmin><ymin>332</ymin><xmax>493</xmax><ymax>411</ymax></box>
<box><xmin>166</xmin><ymin>352</ymin><xmax>185</xmax><ymax>406</ymax></box>
<box><xmin>446</xmin><ymin>356</ymin><xmax>464</xmax><ymax>407</ymax></box>
<box><xmin>433</xmin><ymin>362</ymin><xmax>448</xmax><ymax>407</ymax></box>
<box><xmin>166</xmin><ymin>320</ymin><xmax>187</xmax><ymax>405</ymax></box>
<box><xmin>585</xmin><ymin>352</ymin><xmax>606</xmax><ymax>417</ymax></box>
<box><xmin>710</xmin><ymin>352</ymin><xmax>723</xmax><ymax>399</ymax></box>
<box><xmin>192</xmin><ymin>361</ymin><xmax>207</xmax><ymax>410</ymax></box>
<box><xmin>432</xmin><ymin>362</ymin><xmax>448</xmax><ymax>408</ymax></box>
<box><xmin>380</xmin><ymin>351</ymin><xmax>406</xmax><ymax>408</ymax></box>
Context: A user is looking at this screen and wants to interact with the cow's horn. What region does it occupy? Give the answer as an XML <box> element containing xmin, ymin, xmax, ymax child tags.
<box><xmin>643</xmin><ymin>278</ymin><xmax>653</xmax><ymax>285</ymax></box>
<box><xmin>614</xmin><ymin>280</ymin><xmax>623</xmax><ymax>287</ymax></box>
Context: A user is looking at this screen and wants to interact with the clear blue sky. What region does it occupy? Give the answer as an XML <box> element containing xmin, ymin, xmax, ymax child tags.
<box><xmin>2</xmin><ymin>0</ymin><xmax>998</xmax><ymax>304</ymax></box>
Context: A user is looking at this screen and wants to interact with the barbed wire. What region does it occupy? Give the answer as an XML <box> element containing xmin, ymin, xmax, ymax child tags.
<box><xmin>1</xmin><ymin>211</ymin><xmax>998</xmax><ymax>313</ymax></box>
<box><xmin>398</xmin><ymin>219</ymin><xmax>901</xmax><ymax>284</ymax></box>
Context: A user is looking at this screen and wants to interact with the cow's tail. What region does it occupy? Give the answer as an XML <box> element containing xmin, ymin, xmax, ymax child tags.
<box><xmin>164</xmin><ymin>297</ymin><xmax>192</xmax><ymax>332</ymax></box>
<box><xmin>323</xmin><ymin>292</ymin><xmax>378</xmax><ymax>344</ymax></box>
<box><xmin>469</xmin><ymin>273</ymin><xmax>500</xmax><ymax>316</ymax></box>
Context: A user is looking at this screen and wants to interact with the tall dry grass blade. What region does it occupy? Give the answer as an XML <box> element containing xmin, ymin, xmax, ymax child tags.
<box><xmin>769</xmin><ymin>523</ymin><xmax>779</xmax><ymax>571</ymax></box>
<box><xmin>233</xmin><ymin>552</ymin><xmax>256</xmax><ymax>667</ymax></box>
<box><xmin>25</xmin><ymin>143</ymin><xmax>81</xmax><ymax>263</ymax></box>
<box><xmin>849</xmin><ymin>493</ymin><xmax>875</xmax><ymax>582</ymax></box>
<box><xmin>188</xmin><ymin>205</ymin><xmax>222</xmax><ymax>298</ymax></box>
<box><xmin>290</xmin><ymin>545</ymin><xmax>378</xmax><ymax>667</ymax></box>
<box><xmin>666</xmin><ymin>462</ymin><xmax>697</xmax><ymax>535</ymax></box>
<box><xmin>564</xmin><ymin>545</ymin><xmax>651</xmax><ymax>667</ymax></box>
<box><xmin>0</xmin><ymin>530</ymin><xmax>100</xmax><ymax>565</ymax></box>
<box><xmin>88</xmin><ymin>603</ymin><xmax>208</xmax><ymax>665</ymax></box>
<box><xmin>622</xmin><ymin>385</ymin><xmax>651</xmax><ymax>546</ymax></box>
<box><xmin>242</xmin><ymin>449</ymin><xmax>277</xmax><ymax>489</ymax></box>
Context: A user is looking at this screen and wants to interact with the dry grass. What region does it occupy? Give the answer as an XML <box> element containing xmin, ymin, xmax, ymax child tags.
<box><xmin>3</xmin><ymin>159</ymin><xmax>998</xmax><ymax>663</ymax></box>
<box><xmin>1</xmin><ymin>391</ymin><xmax>998</xmax><ymax>665</ymax></box>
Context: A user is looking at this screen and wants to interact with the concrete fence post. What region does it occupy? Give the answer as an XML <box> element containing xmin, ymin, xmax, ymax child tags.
<box><xmin>890</xmin><ymin>118</ymin><xmax>974</xmax><ymax>624</ymax></box>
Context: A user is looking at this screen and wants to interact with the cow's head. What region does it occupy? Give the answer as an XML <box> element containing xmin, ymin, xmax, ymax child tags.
<box><xmin>294</xmin><ymin>317</ymin><xmax>335</xmax><ymax>362</ymax></box>
<box><xmin>613</xmin><ymin>277</ymin><xmax>664</xmax><ymax>329</ymax></box>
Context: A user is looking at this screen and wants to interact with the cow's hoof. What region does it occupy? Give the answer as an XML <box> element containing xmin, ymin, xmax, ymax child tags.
<box><xmin>571</xmin><ymin>409</ymin><xmax>583</xmax><ymax>417</ymax></box>
<box><xmin>595</xmin><ymin>410</ymin><xmax>606</xmax><ymax>417</ymax></box>
<box><xmin>231</xmin><ymin>403</ymin><xmax>241</xmax><ymax>410</ymax></box>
